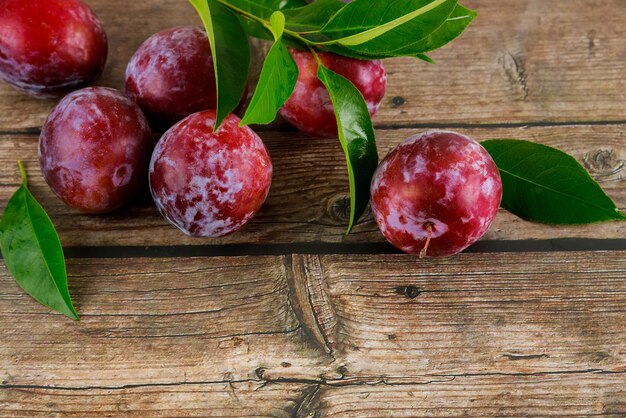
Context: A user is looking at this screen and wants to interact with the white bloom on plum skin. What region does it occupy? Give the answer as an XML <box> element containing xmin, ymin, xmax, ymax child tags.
<box><xmin>39</xmin><ymin>87</ymin><xmax>152</xmax><ymax>213</ymax></box>
<box><xmin>371</xmin><ymin>130</ymin><xmax>503</xmax><ymax>257</ymax></box>
<box><xmin>149</xmin><ymin>111</ymin><xmax>272</xmax><ymax>238</ymax></box>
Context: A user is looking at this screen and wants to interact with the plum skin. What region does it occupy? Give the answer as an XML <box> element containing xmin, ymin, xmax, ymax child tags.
<box><xmin>149</xmin><ymin>110</ymin><xmax>272</xmax><ymax>238</ymax></box>
<box><xmin>39</xmin><ymin>87</ymin><xmax>153</xmax><ymax>213</ymax></box>
<box><xmin>0</xmin><ymin>0</ymin><xmax>108</xmax><ymax>98</ymax></box>
<box><xmin>279</xmin><ymin>50</ymin><xmax>387</xmax><ymax>137</ymax></box>
<box><xmin>125</xmin><ymin>26</ymin><xmax>246</xmax><ymax>128</ymax></box>
<box><xmin>371</xmin><ymin>130</ymin><xmax>503</xmax><ymax>257</ymax></box>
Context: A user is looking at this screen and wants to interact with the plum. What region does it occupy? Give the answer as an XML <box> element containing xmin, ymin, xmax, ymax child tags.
<box><xmin>371</xmin><ymin>130</ymin><xmax>502</xmax><ymax>257</ymax></box>
<box><xmin>279</xmin><ymin>50</ymin><xmax>387</xmax><ymax>137</ymax></box>
<box><xmin>149</xmin><ymin>110</ymin><xmax>272</xmax><ymax>237</ymax></box>
<box><xmin>39</xmin><ymin>87</ymin><xmax>153</xmax><ymax>213</ymax></box>
<box><xmin>0</xmin><ymin>0</ymin><xmax>108</xmax><ymax>98</ymax></box>
<box><xmin>125</xmin><ymin>26</ymin><xmax>246</xmax><ymax>128</ymax></box>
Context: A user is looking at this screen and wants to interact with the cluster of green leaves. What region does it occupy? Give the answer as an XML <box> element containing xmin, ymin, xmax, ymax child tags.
<box><xmin>189</xmin><ymin>0</ymin><xmax>477</xmax><ymax>230</ymax></box>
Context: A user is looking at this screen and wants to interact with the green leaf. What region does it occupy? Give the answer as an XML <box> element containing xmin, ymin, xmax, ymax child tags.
<box><xmin>189</xmin><ymin>0</ymin><xmax>250</xmax><ymax>129</ymax></box>
<box><xmin>282</xmin><ymin>0</ymin><xmax>347</xmax><ymax>32</ymax></box>
<box><xmin>234</xmin><ymin>0</ymin><xmax>311</xmax><ymax>41</ymax></box>
<box><xmin>241</xmin><ymin>12</ymin><xmax>299</xmax><ymax>126</ymax></box>
<box><xmin>0</xmin><ymin>162</ymin><xmax>78</xmax><ymax>320</ymax></box>
<box><xmin>319</xmin><ymin>0</ymin><xmax>457</xmax><ymax>47</ymax></box>
<box><xmin>226</xmin><ymin>0</ymin><xmax>307</xmax><ymax>19</ymax></box>
<box><xmin>415</xmin><ymin>53</ymin><xmax>436</xmax><ymax>64</ymax></box>
<box><xmin>239</xmin><ymin>16</ymin><xmax>273</xmax><ymax>40</ymax></box>
<box><xmin>317</xmin><ymin>61</ymin><xmax>379</xmax><ymax>233</ymax></box>
<box><xmin>383</xmin><ymin>3</ymin><xmax>476</xmax><ymax>55</ymax></box>
<box><xmin>321</xmin><ymin>42</ymin><xmax>435</xmax><ymax>62</ymax></box>
<box><xmin>482</xmin><ymin>139</ymin><xmax>626</xmax><ymax>224</ymax></box>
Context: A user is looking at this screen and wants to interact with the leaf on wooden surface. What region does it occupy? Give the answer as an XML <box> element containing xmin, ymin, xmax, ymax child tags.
<box><xmin>316</xmin><ymin>60</ymin><xmax>378</xmax><ymax>233</ymax></box>
<box><xmin>189</xmin><ymin>0</ymin><xmax>250</xmax><ymax>129</ymax></box>
<box><xmin>0</xmin><ymin>162</ymin><xmax>78</xmax><ymax>320</ymax></box>
<box><xmin>482</xmin><ymin>139</ymin><xmax>626</xmax><ymax>224</ymax></box>
<box><xmin>241</xmin><ymin>12</ymin><xmax>299</xmax><ymax>126</ymax></box>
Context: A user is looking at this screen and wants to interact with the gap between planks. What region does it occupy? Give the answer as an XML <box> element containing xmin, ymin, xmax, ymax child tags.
<box><xmin>17</xmin><ymin>239</ymin><xmax>626</xmax><ymax>259</ymax></box>
<box><xmin>0</xmin><ymin>240</ymin><xmax>626</xmax><ymax>260</ymax></box>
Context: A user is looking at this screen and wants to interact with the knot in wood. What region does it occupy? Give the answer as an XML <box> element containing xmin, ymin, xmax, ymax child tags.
<box><xmin>498</xmin><ymin>51</ymin><xmax>529</xmax><ymax>101</ymax></box>
<box><xmin>327</xmin><ymin>194</ymin><xmax>351</xmax><ymax>223</ymax></box>
<box><xmin>396</xmin><ymin>285</ymin><xmax>421</xmax><ymax>299</ymax></box>
<box><xmin>391</xmin><ymin>96</ymin><xmax>406</xmax><ymax>108</ymax></box>
<box><xmin>287</xmin><ymin>255</ymin><xmax>337</xmax><ymax>355</ymax></box>
<box><xmin>583</xmin><ymin>149</ymin><xmax>624</xmax><ymax>178</ymax></box>
<box><xmin>255</xmin><ymin>367</ymin><xmax>267</xmax><ymax>379</ymax></box>
<box><xmin>327</xmin><ymin>194</ymin><xmax>373</xmax><ymax>225</ymax></box>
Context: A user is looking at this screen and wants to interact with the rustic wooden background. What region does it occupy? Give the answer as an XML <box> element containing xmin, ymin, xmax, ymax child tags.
<box><xmin>1</xmin><ymin>0</ymin><xmax>625</xmax><ymax>415</ymax></box>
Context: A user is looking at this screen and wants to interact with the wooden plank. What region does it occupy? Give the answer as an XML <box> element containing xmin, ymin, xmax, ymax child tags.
<box><xmin>310</xmin><ymin>375</ymin><xmax>626</xmax><ymax>416</ymax></box>
<box><xmin>279</xmin><ymin>251</ymin><xmax>626</xmax><ymax>415</ymax></box>
<box><xmin>0</xmin><ymin>382</ymin><xmax>312</xmax><ymax>417</ymax></box>
<box><xmin>3</xmin><ymin>375</ymin><xmax>624</xmax><ymax>417</ymax></box>
<box><xmin>1</xmin><ymin>125</ymin><xmax>624</xmax><ymax>246</ymax></box>
<box><xmin>0</xmin><ymin>0</ymin><xmax>625</xmax><ymax>131</ymax></box>
<box><xmin>1</xmin><ymin>252</ymin><xmax>625</xmax><ymax>414</ymax></box>
<box><xmin>301</xmin><ymin>252</ymin><xmax>626</xmax><ymax>378</ymax></box>
<box><xmin>0</xmin><ymin>257</ymin><xmax>332</xmax><ymax>388</ymax></box>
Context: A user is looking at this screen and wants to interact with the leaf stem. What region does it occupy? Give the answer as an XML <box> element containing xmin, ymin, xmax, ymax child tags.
<box><xmin>17</xmin><ymin>160</ymin><xmax>27</xmax><ymax>188</ymax></box>
<box><xmin>308</xmin><ymin>45</ymin><xmax>322</xmax><ymax>64</ymax></box>
<box><xmin>219</xmin><ymin>0</ymin><xmax>273</xmax><ymax>32</ymax></box>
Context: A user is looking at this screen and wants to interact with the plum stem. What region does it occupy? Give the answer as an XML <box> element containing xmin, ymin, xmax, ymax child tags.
<box><xmin>419</xmin><ymin>222</ymin><xmax>434</xmax><ymax>259</ymax></box>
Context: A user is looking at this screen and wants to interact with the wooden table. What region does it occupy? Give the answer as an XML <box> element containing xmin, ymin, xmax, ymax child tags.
<box><xmin>1</xmin><ymin>0</ymin><xmax>625</xmax><ymax>415</ymax></box>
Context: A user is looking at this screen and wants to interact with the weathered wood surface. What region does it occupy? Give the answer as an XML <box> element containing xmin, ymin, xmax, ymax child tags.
<box><xmin>1</xmin><ymin>252</ymin><xmax>625</xmax><ymax>415</ymax></box>
<box><xmin>1</xmin><ymin>124</ymin><xmax>625</xmax><ymax>247</ymax></box>
<box><xmin>309</xmin><ymin>375</ymin><xmax>626</xmax><ymax>417</ymax></box>
<box><xmin>0</xmin><ymin>0</ymin><xmax>625</xmax><ymax>131</ymax></box>
<box><xmin>1</xmin><ymin>0</ymin><xmax>625</xmax><ymax>415</ymax></box>
<box><xmin>1</xmin><ymin>383</ymin><xmax>313</xmax><ymax>417</ymax></box>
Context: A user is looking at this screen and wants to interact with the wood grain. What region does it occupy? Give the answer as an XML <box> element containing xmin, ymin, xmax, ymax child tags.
<box><xmin>2</xmin><ymin>125</ymin><xmax>624</xmax><ymax>247</ymax></box>
<box><xmin>0</xmin><ymin>257</ymin><xmax>331</xmax><ymax>388</ymax></box>
<box><xmin>306</xmin><ymin>252</ymin><xmax>626</xmax><ymax>378</ymax></box>
<box><xmin>0</xmin><ymin>0</ymin><xmax>625</xmax><ymax>131</ymax></box>
<box><xmin>0</xmin><ymin>382</ymin><xmax>313</xmax><ymax>417</ymax></box>
<box><xmin>311</xmin><ymin>374</ymin><xmax>626</xmax><ymax>416</ymax></box>
<box><xmin>1</xmin><ymin>0</ymin><xmax>624</xmax><ymax>414</ymax></box>
<box><xmin>1</xmin><ymin>252</ymin><xmax>624</xmax><ymax>415</ymax></box>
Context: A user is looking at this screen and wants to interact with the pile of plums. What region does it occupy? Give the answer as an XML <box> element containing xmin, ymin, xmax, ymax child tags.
<box><xmin>0</xmin><ymin>0</ymin><xmax>502</xmax><ymax>257</ymax></box>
